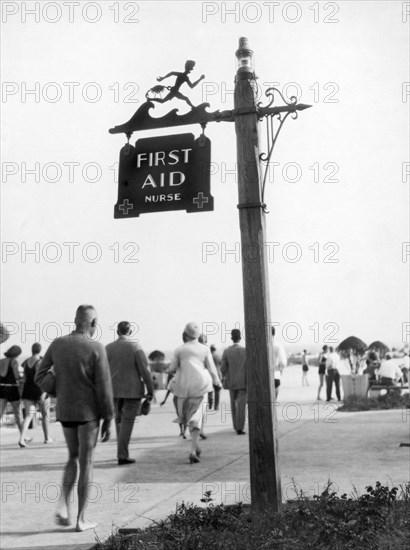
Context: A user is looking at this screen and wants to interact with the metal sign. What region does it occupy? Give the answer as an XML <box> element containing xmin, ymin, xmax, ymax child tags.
<box><xmin>114</xmin><ymin>133</ymin><xmax>213</xmax><ymax>218</ymax></box>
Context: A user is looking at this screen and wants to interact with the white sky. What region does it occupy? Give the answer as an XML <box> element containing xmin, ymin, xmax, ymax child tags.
<box><xmin>1</xmin><ymin>1</ymin><xmax>409</xmax><ymax>356</ymax></box>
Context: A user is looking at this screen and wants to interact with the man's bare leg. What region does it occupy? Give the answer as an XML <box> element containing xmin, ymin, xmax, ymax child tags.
<box><xmin>56</xmin><ymin>426</ymin><xmax>79</xmax><ymax>526</ymax></box>
<box><xmin>75</xmin><ymin>421</ymin><xmax>99</xmax><ymax>532</ymax></box>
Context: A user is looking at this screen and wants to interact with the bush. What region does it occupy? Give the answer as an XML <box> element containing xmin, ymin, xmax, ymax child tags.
<box><xmin>339</xmin><ymin>392</ymin><xmax>410</xmax><ymax>412</ymax></box>
<box><xmin>95</xmin><ymin>483</ymin><xmax>410</xmax><ymax>550</ymax></box>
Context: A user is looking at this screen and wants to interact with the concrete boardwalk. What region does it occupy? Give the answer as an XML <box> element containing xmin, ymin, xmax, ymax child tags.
<box><xmin>1</xmin><ymin>367</ymin><xmax>409</xmax><ymax>550</ymax></box>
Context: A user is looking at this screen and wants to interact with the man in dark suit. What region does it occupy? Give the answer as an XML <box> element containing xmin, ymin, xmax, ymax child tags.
<box><xmin>220</xmin><ymin>329</ymin><xmax>247</xmax><ymax>435</ymax></box>
<box><xmin>106</xmin><ymin>321</ymin><xmax>154</xmax><ymax>465</ymax></box>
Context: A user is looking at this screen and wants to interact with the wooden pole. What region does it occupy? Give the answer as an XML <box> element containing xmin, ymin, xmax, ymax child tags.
<box><xmin>234</xmin><ymin>37</ymin><xmax>282</xmax><ymax>513</ymax></box>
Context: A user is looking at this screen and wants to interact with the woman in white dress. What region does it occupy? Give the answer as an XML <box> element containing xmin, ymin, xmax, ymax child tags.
<box><xmin>168</xmin><ymin>322</ymin><xmax>221</xmax><ymax>463</ymax></box>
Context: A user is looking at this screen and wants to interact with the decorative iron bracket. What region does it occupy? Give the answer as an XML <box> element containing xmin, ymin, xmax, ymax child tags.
<box><xmin>257</xmin><ymin>87</ymin><xmax>311</xmax><ymax>212</ymax></box>
<box><xmin>109</xmin><ymin>94</ymin><xmax>310</xmax><ymax>137</ymax></box>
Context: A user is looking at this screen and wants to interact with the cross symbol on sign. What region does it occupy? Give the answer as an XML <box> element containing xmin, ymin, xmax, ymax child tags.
<box><xmin>119</xmin><ymin>199</ymin><xmax>134</xmax><ymax>215</ymax></box>
<box><xmin>193</xmin><ymin>192</ymin><xmax>209</xmax><ymax>209</ymax></box>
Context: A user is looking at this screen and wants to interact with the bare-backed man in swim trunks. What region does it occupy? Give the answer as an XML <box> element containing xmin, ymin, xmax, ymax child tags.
<box><xmin>36</xmin><ymin>305</ymin><xmax>114</xmax><ymax>532</ymax></box>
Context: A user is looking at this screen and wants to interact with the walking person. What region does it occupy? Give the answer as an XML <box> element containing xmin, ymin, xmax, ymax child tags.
<box><xmin>198</xmin><ymin>333</ymin><xmax>211</xmax><ymax>440</ymax></box>
<box><xmin>326</xmin><ymin>346</ymin><xmax>341</xmax><ymax>402</ymax></box>
<box><xmin>148</xmin><ymin>350</ymin><xmax>167</xmax><ymax>404</ymax></box>
<box><xmin>317</xmin><ymin>345</ymin><xmax>328</xmax><ymax>400</ymax></box>
<box><xmin>35</xmin><ymin>305</ymin><xmax>114</xmax><ymax>532</ymax></box>
<box><xmin>0</xmin><ymin>345</ymin><xmax>23</xmax><ymax>437</ymax></box>
<box><xmin>198</xmin><ymin>334</ymin><xmax>221</xmax><ymax>411</ymax></box>
<box><xmin>160</xmin><ymin>371</ymin><xmax>187</xmax><ymax>438</ymax></box>
<box><xmin>167</xmin><ymin>322</ymin><xmax>221</xmax><ymax>464</ymax></box>
<box><xmin>106</xmin><ymin>321</ymin><xmax>154</xmax><ymax>465</ymax></box>
<box><xmin>220</xmin><ymin>329</ymin><xmax>247</xmax><ymax>435</ymax></box>
<box><xmin>301</xmin><ymin>350</ymin><xmax>309</xmax><ymax>386</ymax></box>
<box><xmin>160</xmin><ymin>331</ymin><xmax>190</xmax><ymax>439</ymax></box>
<box><xmin>271</xmin><ymin>327</ymin><xmax>287</xmax><ymax>398</ymax></box>
<box><xmin>210</xmin><ymin>345</ymin><xmax>222</xmax><ymax>411</ymax></box>
<box><xmin>19</xmin><ymin>343</ymin><xmax>53</xmax><ymax>446</ymax></box>
<box><xmin>198</xmin><ymin>334</ymin><xmax>220</xmax><ymax>439</ymax></box>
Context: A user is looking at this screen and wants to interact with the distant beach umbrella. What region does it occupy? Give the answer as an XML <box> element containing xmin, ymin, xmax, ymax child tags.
<box><xmin>336</xmin><ymin>336</ymin><xmax>367</xmax><ymax>355</ymax></box>
<box><xmin>367</xmin><ymin>341</ymin><xmax>390</xmax><ymax>357</ymax></box>
<box><xmin>148</xmin><ymin>350</ymin><xmax>165</xmax><ymax>362</ymax></box>
<box><xmin>337</xmin><ymin>336</ymin><xmax>367</xmax><ymax>373</ymax></box>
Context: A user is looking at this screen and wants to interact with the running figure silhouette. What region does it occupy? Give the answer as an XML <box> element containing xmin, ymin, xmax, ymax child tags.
<box><xmin>145</xmin><ymin>60</ymin><xmax>205</xmax><ymax>108</ymax></box>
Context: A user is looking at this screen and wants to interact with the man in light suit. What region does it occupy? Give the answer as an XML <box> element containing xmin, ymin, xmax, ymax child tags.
<box><xmin>106</xmin><ymin>321</ymin><xmax>154</xmax><ymax>465</ymax></box>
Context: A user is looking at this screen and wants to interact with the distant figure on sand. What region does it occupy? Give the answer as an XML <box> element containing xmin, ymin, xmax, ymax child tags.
<box><xmin>302</xmin><ymin>350</ymin><xmax>309</xmax><ymax>386</ymax></box>
<box><xmin>0</xmin><ymin>345</ymin><xmax>23</xmax><ymax>438</ymax></box>
<box><xmin>326</xmin><ymin>346</ymin><xmax>341</xmax><ymax>402</ymax></box>
<box><xmin>19</xmin><ymin>343</ymin><xmax>53</xmax><ymax>446</ymax></box>
<box><xmin>317</xmin><ymin>345</ymin><xmax>328</xmax><ymax>400</ymax></box>
<box><xmin>36</xmin><ymin>305</ymin><xmax>114</xmax><ymax>532</ymax></box>
<box><xmin>167</xmin><ymin>322</ymin><xmax>221</xmax><ymax>464</ymax></box>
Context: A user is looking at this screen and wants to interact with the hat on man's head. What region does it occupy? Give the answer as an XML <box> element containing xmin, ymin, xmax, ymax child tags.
<box><xmin>184</xmin><ymin>322</ymin><xmax>200</xmax><ymax>339</ymax></box>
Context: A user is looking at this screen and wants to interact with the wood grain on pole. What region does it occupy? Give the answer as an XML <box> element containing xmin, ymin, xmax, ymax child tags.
<box><xmin>234</xmin><ymin>75</ymin><xmax>282</xmax><ymax>513</ymax></box>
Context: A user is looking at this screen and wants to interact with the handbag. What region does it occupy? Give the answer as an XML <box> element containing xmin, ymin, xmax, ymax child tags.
<box><xmin>140</xmin><ymin>398</ymin><xmax>151</xmax><ymax>416</ymax></box>
<box><xmin>134</xmin><ymin>354</ymin><xmax>152</xmax><ymax>415</ymax></box>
